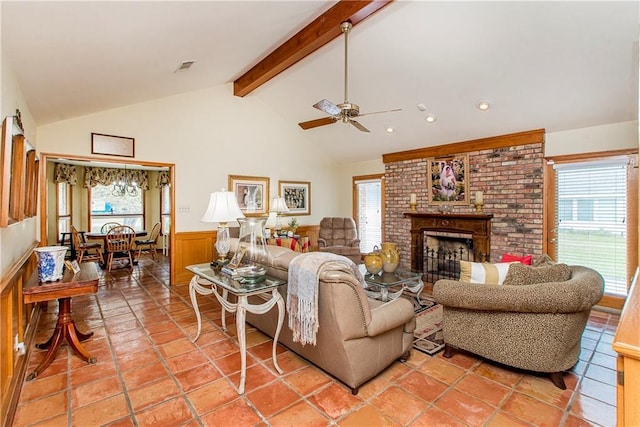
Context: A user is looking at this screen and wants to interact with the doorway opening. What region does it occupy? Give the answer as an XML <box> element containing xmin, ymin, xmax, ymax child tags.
<box><xmin>40</xmin><ymin>153</ymin><xmax>176</xmax><ymax>283</ymax></box>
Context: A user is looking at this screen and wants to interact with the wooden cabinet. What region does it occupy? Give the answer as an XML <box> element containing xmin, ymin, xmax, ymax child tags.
<box><xmin>613</xmin><ymin>269</ymin><xmax>640</xmax><ymax>426</ymax></box>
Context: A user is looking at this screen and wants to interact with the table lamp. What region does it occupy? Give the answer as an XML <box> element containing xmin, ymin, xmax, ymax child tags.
<box><xmin>201</xmin><ymin>189</ymin><xmax>245</xmax><ymax>263</ymax></box>
<box><xmin>270</xmin><ymin>196</ymin><xmax>289</xmax><ymax>233</ymax></box>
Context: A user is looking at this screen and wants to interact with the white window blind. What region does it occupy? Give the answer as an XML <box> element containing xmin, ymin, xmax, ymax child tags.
<box><xmin>355</xmin><ymin>179</ymin><xmax>382</xmax><ymax>253</ymax></box>
<box><xmin>554</xmin><ymin>160</ymin><xmax>628</xmax><ymax>296</ymax></box>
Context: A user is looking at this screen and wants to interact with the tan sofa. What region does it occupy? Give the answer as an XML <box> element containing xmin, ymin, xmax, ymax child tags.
<box><xmin>228</xmin><ymin>239</ymin><xmax>416</xmax><ymax>394</ymax></box>
<box><xmin>433</xmin><ymin>265</ymin><xmax>604</xmax><ymax>389</ymax></box>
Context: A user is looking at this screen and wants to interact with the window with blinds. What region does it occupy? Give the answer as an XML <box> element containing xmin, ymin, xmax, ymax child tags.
<box><xmin>354</xmin><ymin>178</ymin><xmax>382</xmax><ymax>253</ymax></box>
<box><xmin>554</xmin><ymin>160</ymin><xmax>629</xmax><ymax>296</ymax></box>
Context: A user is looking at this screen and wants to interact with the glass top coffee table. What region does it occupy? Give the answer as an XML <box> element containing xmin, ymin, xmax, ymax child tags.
<box><xmin>186</xmin><ymin>263</ymin><xmax>286</xmax><ymax>394</ymax></box>
<box><xmin>359</xmin><ymin>265</ymin><xmax>424</xmax><ymax>305</ymax></box>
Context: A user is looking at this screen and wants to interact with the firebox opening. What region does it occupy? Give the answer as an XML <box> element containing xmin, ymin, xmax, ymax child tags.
<box><xmin>424</xmin><ymin>231</ymin><xmax>474</xmax><ymax>283</ymax></box>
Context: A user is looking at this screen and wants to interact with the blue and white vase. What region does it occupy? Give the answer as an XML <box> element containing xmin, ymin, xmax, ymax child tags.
<box><xmin>34</xmin><ymin>246</ymin><xmax>68</xmax><ymax>282</ymax></box>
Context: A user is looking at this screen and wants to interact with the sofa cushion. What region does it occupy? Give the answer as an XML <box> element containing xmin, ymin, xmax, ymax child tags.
<box><xmin>459</xmin><ymin>261</ymin><xmax>513</xmax><ymax>285</ymax></box>
<box><xmin>500</xmin><ymin>253</ymin><xmax>533</xmax><ymax>265</ymax></box>
<box><xmin>532</xmin><ymin>254</ymin><xmax>557</xmax><ymax>267</ymax></box>
<box><xmin>502</xmin><ymin>262</ymin><xmax>572</xmax><ymax>286</ymax></box>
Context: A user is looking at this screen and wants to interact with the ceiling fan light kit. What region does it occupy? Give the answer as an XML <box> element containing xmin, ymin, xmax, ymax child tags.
<box><xmin>298</xmin><ymin>21</ymin><xmax>401</xmax><ymax>133</ymax></box>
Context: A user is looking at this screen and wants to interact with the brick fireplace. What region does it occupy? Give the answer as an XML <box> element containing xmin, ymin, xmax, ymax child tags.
<box><xmin>383</xmin><ymin>129</ymin><xmax>545</xmax><ymax>269</ymax></box>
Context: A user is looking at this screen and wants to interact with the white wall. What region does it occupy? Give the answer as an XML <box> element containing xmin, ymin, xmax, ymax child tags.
<box><xmin>36</xmin><ymin>83</ymin><xmax>341</xmax><ymax>232</ymax></box>
<box><xmin>545</xmin><ymin>121</ymin><xmax>638</xmax><ymax>157</ymax></box>
<box><xmin>0</xmin><ymin>52</ymin><xmax>39</xmax><ymax>273</ymax></box>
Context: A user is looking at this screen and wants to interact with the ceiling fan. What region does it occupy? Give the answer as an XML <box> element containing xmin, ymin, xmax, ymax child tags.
<box><xmin>298</xmin><ymin>21</ymin><xmax>401</xmax><ymax>133</ymax></box>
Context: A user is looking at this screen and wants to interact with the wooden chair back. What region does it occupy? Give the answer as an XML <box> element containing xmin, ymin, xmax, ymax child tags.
<box><xmin>101</xmin><ymin>222</ymin><xmax>121</xmax><ymax>233</ymax></box>
<box><xmin>70</xmin><ymin>225</ymin><xmax>84</xmax><ymax>248</ymax></box>
<box><xmin>148</xmin><ymin>222</ymin><xmax>161</xmax><ymax>243</ymax></box>
<box><xmin>106</xmin><ymin>225</ymin><xmax>135</xmax><ymax>253</ymax></box>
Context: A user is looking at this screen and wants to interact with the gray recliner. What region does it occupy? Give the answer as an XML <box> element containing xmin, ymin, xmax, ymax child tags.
<box><xmin>317</xmin><ymin>217</ymin><xmax>362</xmax><ymax>264</ymax></box>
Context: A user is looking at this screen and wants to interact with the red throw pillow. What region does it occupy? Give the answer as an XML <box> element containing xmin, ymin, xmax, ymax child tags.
<box><xmin>500</xmin><ymin>253</ymin><xmax>533</xmax><ymax>265</ymax></box>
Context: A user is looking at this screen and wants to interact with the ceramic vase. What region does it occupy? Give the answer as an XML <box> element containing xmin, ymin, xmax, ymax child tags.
<box><xmin>363</xmin><ymin>245</ymin><xmax>383</xmax><ymax>276</ymax></box>
<box><xmin>34</xmin><ymin>246</ymin><xmax>68</xmax><ymax>282</ymax></box>
<box><xmin>380</xmin><ymin>242</ymin><xmax>400</xmax><ymax>273</ymax></box>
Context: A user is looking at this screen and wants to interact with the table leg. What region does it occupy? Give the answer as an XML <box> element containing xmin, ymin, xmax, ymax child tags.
<box><xmin>272</xmin><ymin>291</ymin><xmax>284</xmax><ymax>375</ymax></box>
<box><xmin>189</xmin><ymin>276</ymin><xmax>214</xmax><ymax>342</ymax></box>
<box><xmin>27</xmin><ymin>298</ymin><xmax>96</xmax><ymax>381</ymax></box>
<box><xmin>236</xmin><ymin>296</ymin><xmax>248</xmax><ymax>395</ymax></box>
<box><xmin>220</xmin><ymin>289</ymin><xmax>228</xmax><ymax>331</ymax></box>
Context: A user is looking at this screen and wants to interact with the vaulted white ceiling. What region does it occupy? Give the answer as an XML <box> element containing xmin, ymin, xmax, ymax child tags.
<box><xmin>2</xmin><ymin>1</ymin><xmax>638</xmax><ymax>163</ymax></box>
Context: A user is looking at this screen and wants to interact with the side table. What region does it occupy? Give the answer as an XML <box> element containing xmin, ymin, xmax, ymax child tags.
<box><xmin>186</xmin><ymin>263</ymin><xmax>286</xmax><ymax>394</ymax></box>
<box><xmin>360</xmin><ymin>265</ymin><xmax>424</xmax><ymax>305</ymax></box>
<box><xmin>23</xmin><ymin>262</ymin><xmax>99</xmax><ymax>380</ymax></box>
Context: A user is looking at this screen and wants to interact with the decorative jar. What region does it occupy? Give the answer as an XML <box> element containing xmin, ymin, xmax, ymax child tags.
<box><xmin>380</xmin><ymin>242</ymin><xmax>400</xmax><ymax>273</ymax></box>
<box><xmin>363</xmin><ymin>245</ymin><xmax>383</xmax><ymax>276</ymax></box>
<box><xmin>34</xmin><ymin>246</ymin><xmax>68</xmax><ymax>282</ymax></box>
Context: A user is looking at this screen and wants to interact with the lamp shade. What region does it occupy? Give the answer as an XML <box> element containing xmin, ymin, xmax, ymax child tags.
<box><xmin>201</xmin><ymin>189</ymin><xmax>245</xmax><ymax>224</ymax></box>
<box><xmin>270</xmin><ymin>196</ymin><xmax>290</xmax><ymax>214</ymax></box>
<box><xmin>265</xmin><ymin>212</ymin><xmax>278</xmax><ymax>228</ymax></box>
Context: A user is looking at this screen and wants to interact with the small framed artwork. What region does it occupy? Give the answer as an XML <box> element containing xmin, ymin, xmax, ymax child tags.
<box><xmin>229</xmin><ymin>175</ymin><xmax>270</xmax><ymax>216</ymax></box>
<box><xmin>65</xmin><ymin>260</ymin><xmax>81</xmax><ymax>274</ymax></box>
<box><xmin>279</xmin><ymin>180</ymin><xmax>311</xmax><ymax>215</ymax></box>
<box><xmin>427</xmin><ymin>154</ymin><xmax>469</xmax><ymax>205</ymax></box>
<box><xmin>228</xmin><ymin>246</ymin><xmax>247</xmax><ymax>269</ymax></box>
<box><xmin>91</xmin><ymin>133</ymin><xmax>135</xmax><ymax>158</ymax></box>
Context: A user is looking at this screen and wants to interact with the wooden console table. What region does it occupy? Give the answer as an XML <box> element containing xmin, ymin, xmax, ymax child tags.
<box><xmin>23</xmin><ymin>262</ymin><xmax>99</xmax><ymax>380</ymax></box>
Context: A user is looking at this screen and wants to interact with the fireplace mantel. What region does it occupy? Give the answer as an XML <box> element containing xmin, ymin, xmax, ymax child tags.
<box><xmin>404</xmin><ymin>212</ymin><xmax>493</xmax><ymax>271</ymax></box>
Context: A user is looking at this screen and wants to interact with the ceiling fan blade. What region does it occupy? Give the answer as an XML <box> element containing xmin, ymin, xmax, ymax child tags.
<box><xmin>358</xmin><ymin>108</ymin><xmax>403</xmax><ymax>117</ymax></box>
<box><xmin>298</xmin><ymin>116</ymin><xmax>337</xmax><ymax>130</ymax></box>
<box><xmin>313</xmin><ymin>99</ymin><xmax>341</xmax><ymax>116</ymax></box>
<box><xmin>349</xmin><ymin>119</ymin><xmax>370</xmax><ymax>133</ymax></box>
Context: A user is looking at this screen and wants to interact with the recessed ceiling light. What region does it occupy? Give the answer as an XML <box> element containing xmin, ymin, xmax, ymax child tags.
<box><xmin>386</xmin><ymin>127</ymin><xmax>395</xmax><ymax>133</ymax></box>
<box><xmin>476</xmin><ymin>101</ymin><xmax>490</xmax><ymax>111</ymax></box>
<box><xmin>425</xmin><ymin>114</ymin><xmax>437</xmax><ymax>123</ymax></box>
<box><xmin>175</xmin><ymin>60</ymin><xmax>196</xmax><ymax>73</ymax></box>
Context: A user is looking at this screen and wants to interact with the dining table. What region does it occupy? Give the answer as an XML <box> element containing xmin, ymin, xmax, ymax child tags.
<box><xmin>85</xmin><ymin>229</ymin><xmax>147</xmax><ymax>268</ymax></box>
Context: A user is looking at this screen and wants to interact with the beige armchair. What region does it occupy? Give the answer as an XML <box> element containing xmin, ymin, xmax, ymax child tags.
<box><xmin>433</xmin><ymin>265</ymin><xmax>604</xmax><ymax>389</ymax></box>
<box><xmin>317</xmin><ymin>217</ymin><xmax>362</xmax><ymax>264</ymax></box>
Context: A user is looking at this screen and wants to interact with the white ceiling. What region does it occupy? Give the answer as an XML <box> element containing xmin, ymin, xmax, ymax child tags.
<box><xmin>2</xmin><ymin>1</ymin><xmax>638</xmax><ymax>163</ymax></box>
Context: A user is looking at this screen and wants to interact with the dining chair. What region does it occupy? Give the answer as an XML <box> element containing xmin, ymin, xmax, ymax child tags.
<box><xmin>135</xmin><ymin>222</ymin><xmax>161</xmax><ymax>260</ymax></box>
<box><xmin>101</xmin><ymin>222</ymin><xmax>121</xmax><ymax>233</ymax></box>
<box><xmin>71</xmin><ymin>225</ymin><xmax>104</xmax><ymax>264</ymax></box>
<box><xmin>105</xmin><ymin>225</ymin><xmax>136</xmax><ymax>271</ymax></box>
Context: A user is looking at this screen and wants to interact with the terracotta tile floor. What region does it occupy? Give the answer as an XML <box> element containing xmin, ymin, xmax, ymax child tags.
<box><xmin>13</xmin><ymin>255</ymin><xmax>619</xmax><ymax>426</ymax></box>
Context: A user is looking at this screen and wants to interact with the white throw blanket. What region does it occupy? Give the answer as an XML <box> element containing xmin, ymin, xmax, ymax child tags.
<box><xmin>287</xmin><ymin>252</ymin><xmax>364</xmax><ymax>346</ymax></box>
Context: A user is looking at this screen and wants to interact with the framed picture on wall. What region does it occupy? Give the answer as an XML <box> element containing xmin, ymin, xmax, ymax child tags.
<box><xmin>279</xmin><ymin>180</ymin><xmax>310</xmax><ymax>215</ymax></box>
<box><xmin>228</xmin><ymin>175</ymin><xmax>270</xmax><ymax>216</ymax></box>
<box><xmin>427</xmin><ymin>154</ymin><xmax>469</xmax><ymax>205</ymax></box>
<box><xmin>91</xmin><ymin>133</ymin><xmax>135</xmax><ymax>158</ymax></box>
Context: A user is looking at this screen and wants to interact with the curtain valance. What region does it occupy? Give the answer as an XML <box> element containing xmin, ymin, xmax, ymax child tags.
<box><xmin>54</xmin><ymin>163</ymin><xmax>78</xmax><ymax>186</ymax></box>
<box><xmin>83</xmin><ymin>166</ymin><xmax>149</xmax><ymax>190</ymax></box>
<box><xmin>156</xmin><ymin>170</ymin><xmax>170</xmax><ymax>188</ymax></box>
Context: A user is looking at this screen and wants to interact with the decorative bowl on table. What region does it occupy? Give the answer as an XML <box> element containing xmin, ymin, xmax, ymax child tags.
<box><xmin>236</xmin><ymin>265</ymin><xmax>267</xmax><ymax>284</ymax></box>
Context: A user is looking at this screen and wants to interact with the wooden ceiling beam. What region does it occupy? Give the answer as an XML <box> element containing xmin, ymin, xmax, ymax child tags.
<box><xmin>233</xmin><ymin>0</ymin><xmax>393</xmax><ymax>97</ymax></box>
